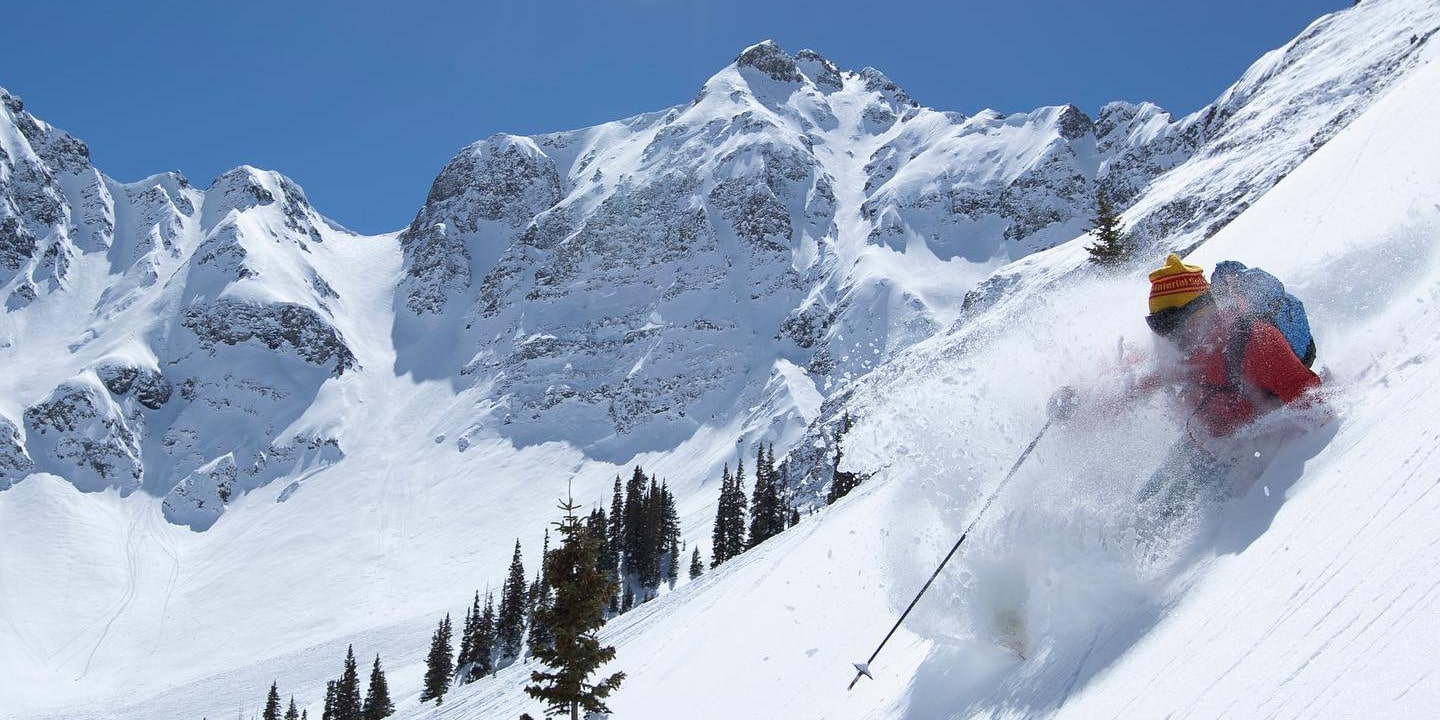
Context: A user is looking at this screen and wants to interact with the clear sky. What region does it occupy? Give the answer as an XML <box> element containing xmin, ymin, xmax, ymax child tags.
<box><xmin>1</xmin><ymin>0</ymin><xmax>1343</xmax><ymax>234</ymax></box>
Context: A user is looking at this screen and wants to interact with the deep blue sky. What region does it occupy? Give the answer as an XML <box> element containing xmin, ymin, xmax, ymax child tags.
<box><xmin>2</xmin><ymin>0</ymin><xmax>1342</xmax><ymax>234</ymax></box>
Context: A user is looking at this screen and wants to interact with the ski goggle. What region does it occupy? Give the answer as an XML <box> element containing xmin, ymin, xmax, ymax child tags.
<box><xmin>1145</xmin><ymin>294</ymin><xmax>1213</xmax><ymax>338</ymax></box>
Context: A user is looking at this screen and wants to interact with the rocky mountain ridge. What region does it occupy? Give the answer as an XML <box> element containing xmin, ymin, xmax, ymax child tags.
<box><xmin>2</xmin><ymin>0</ymin><xmax>1434</xmax><ymax>528</ymax></box>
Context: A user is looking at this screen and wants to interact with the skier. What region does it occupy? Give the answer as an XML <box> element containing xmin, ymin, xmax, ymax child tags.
<box><xmin>1052</xmin><ymin>254</ymin><xmax>1325</xmax><ymax>516</ymax></box>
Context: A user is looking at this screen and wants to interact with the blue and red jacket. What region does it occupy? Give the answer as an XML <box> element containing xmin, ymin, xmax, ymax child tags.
<box><xmin>1176</xmin><ymin>310</ymin><xmax>1322</xmax><ymax>437</ymax></box>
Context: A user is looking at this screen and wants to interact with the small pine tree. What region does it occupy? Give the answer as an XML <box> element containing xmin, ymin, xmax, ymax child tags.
<box><xmin>688</xmin><ymin>547</ymin><xmax>704</xmax><ymax>580</ymax></box>
<box><xmin>525</xmin><ymin>492</ymin><xmax>626</xmax><ymax>720</ymax></box>
<box><xmin>362</xmin><ymin>654</ymin><xmax>394</xmax><ymax>720</ymax></box>
<box><xmin>527</xmin><ymin>566</ymin><xmax>553</xmax><ymax>654</ymax></box>
<box><xmin>711</xmin><ymin>463</ymin><xmax>733</xmax><ymax>567</ymax></box>
<box><xmin>1085</xmin><ymin>187</ymin><xmax>1132</xmax><ymax>266</ymax></box>
<box><xmin>748</xmin><ymin>444</ymin><xmax>785</xmax><ymax>548</ymax></box>
<box><xmin>321</xmin><ymin>681</ymin><xmax>337</xmax><ymax>720</ymax></box>
<box><xmin>285</xmin><ymin>696</ymin><xmax>299</xmax><ymax>720</ymax></box>
<box><xmin>457</xmin><ymin>599</ymin><xmax>476</xmax><ymax>676</ymax></box>
<box><xmin>476</xmin><ymin>592</ymin><xmax>497</xmax><ymax>677</ymax></box>
<box><xmin>334</xmin><ymin>646</ymin><xmax>363</xmax><ymax>720</ymax></box>
<box><xmin>421</xmin><ymin>614</ymin><xmax>454</xmax><ymax>704</ymax></box>
<box><xmin>262</xmin><ymin>681</ymin><xmax>282</xmax><ymax>720</ymax></box>
<box><xmin>661</xmin><ymin>484</ymin><xmax>681</xmax><ymax>588</ymax></box>
<box><xmin>497</xmin><ymin>540</ymin><xmax>529</xmax><ymax>663</ymax></box>
<box><xmin>728</xmin><ymin>457</ymin><xmax>749</xmax><ymax>559</ymax></box>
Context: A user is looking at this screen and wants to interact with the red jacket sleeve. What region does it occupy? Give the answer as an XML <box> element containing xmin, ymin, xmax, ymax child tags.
<box><xmin>1242</xmin><ymin>322</ymin><xmax>1321</xmax><ymax>403</ymax></box>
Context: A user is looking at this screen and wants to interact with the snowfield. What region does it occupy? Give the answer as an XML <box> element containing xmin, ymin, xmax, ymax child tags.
<box><xmin>2</xmin><ymin>1</ymin><xmax>1439</xmax><ymax>718</ymax></box>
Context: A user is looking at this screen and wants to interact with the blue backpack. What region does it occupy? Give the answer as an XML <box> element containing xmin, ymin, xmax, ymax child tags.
<box><xmin>1213</xmin><ymin>261</ymin><xmax>1316</xmax><ymax>367</ymax></box>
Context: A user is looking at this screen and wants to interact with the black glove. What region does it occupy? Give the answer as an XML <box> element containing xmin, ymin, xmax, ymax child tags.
<box><xmin>1047</xmin><ymin>386</ymin><xmax>1080</xmax><ymax>423</ymax></box>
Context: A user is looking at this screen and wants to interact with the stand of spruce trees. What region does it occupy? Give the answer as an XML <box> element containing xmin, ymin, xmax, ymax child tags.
<box><xmin>253</xmin><ymin>445</ymin><xmax>826</xmax><ymax>718</ymax></box>
<box><xmin>269</xmin><ymin>645</ymin><xmax>389</xmax><ymax>720</ymax></box>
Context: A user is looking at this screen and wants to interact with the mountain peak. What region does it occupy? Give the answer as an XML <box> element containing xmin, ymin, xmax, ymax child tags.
<box><xmin>796</xmin><ymin>48</ymin><xmax>843</xmax><ymax>90</ymax></box>
<box><xmin>734</xmin><ymin>40</ymin><xmax>804</xmax><ymax>83</ymax></box>
<box><xmin>858</xmin><ymin>67</ymin><xmax>917</xmax><ymax>107</ymax></box>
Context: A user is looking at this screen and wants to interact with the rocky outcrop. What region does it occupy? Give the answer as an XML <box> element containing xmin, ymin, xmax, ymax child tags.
<box><xmin>0</xmin><ymin>414</ymin><xmax>32</xmax><ymax>489</ymax></box>
<box><xmin>183</xmin><ymin>299</ymin><xmax>356</xmax><ymax>374</ymax></box>
<box><xmin>736</xmin><ymin>40</ymin><xmax>804</xmax><ymax>83</ymax></box>
<box><xmin>96</xmin><ymin>362</ymin><xmax>173</xmax><ymax>410</ymax></box>
<box><xmin>22</xmin><ymin>379</ymin><xmax>143</xmax><ymax>494</ymax></box>
<box><xmin>398</xmin><ymin>135</ymin><xmax>562</xmax><ymax>315</ymax></box>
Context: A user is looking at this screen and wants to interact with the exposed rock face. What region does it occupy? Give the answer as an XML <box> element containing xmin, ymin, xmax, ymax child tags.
<box><xmin>183</xmin><ymin>300</ymin><xmax>356</xmax><ymax>374</ymax></box>
<box><xmin>23</xmin><ymin>379</ymin><xmax>144</xmax><ymax>493</ymax></box>
<box><xmin>390</xmin><ymin>24</ymin><xmax>1435</xmax><ymax>458</ymax></box>
<box><xmin>1</xmin><ymin>95</ymin><xmax>354</xmax><ymax>526</ymax></box>
<box><xmin>736</xmin><ymin>40</ymin><xmax>805</xmax><ymax>83</ymax></box>
<box><xmin>398</xmin><ymin>135</ymin><xmax>563</xmax><ymax>315</ymax></box>
<box><xmin>0</xmin><ymin>413</ymin><xmax>31</xmax><ymax>489</ymax></box>
<box><xmin>96</xmin><ymin>363</ymin><xmax>174</xmax><ymax>410</ymax></box>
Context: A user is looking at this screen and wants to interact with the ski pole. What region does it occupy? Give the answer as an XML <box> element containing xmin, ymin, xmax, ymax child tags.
<box><xmin>847</xmin><ymin>418</ymin><xmax>1053</xmax><ymax>690</ymax></box>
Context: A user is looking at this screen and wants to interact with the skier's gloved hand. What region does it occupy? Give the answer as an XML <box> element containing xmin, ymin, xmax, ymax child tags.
<box><xmin>1047</xmin><ymin>386</ymin><xmax>1081</xmax><ymax>424</ymax></box>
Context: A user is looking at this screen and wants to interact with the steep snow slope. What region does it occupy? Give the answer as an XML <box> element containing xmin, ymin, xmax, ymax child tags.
<box><xmin>381</xmin><ymin>11</ymin><xmax>1440</xmax><ymax>720</ymax></box>
<box><xmin>1</xmin><ymin>0</ymin><xmax>1437</xmax><ymax>718</ymax></box>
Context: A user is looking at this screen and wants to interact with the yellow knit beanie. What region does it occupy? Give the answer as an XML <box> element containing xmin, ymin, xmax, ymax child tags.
<box><xmin>1148</xmin><ymin>253</ymin><xmax>1210</xmax><ymax>314</ymax></box>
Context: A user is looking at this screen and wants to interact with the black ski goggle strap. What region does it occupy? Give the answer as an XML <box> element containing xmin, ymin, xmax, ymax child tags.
<box><xmin>1146</xmin><ymin>307</ymin><xmax>1188</xmax><ymax>337</ymax></box>
<box><xmin>1146</xmin><ymin>294</ymin><xmax>1213</xmax><ymax>338</ymax></box>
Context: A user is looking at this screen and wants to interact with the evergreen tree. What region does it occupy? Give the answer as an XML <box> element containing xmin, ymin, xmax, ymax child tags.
<box><xmin>827</xmin><ymin>413</ymin><xmax>861</xmax><ymax>504</ymax></box>
<box><xmin>285</xmin><ymin>697</ymin><xmax>299</xmax><ymax>720</ymax></box>
<box><xmin>639</xmin><ymin>477</ymin><xmax>664</xmax><ymax>592</ymax></box>
<box><xmin>748</xmin><ymin>444</ymin><xmax>785</xmax><ymax>548</ymax></box>
<box><xmin>1085</xmin><ymin>187</ymin><xmax>1133</xmax><ymax>266</ymax></box>
<box><xmin>475</xmin><ymin>592</ymin><xmax>497</xmax><ymax>677</ymax></box>
<box><xmin>711</xmin><ymin>463</ymin><xmax>734</xmax><ymax>567</ymax></box>
<box><xmin>334</xmin><ymin>645</ymin><xmax>363</xmax><ymax>720</ymax></box>
<box><xmin>362</xmin><ymin>654</ymin><xmax>394</xmax><ymax>720</ymax></box>
<box><xmin>524</xmin><ymin>493</ymin><xmax>626</xmax><ymax>720</ymax></box>
<box><xmin>689</xmin><ymin>547</ymin><xmax>704</xmax><ymax>579</ymax></box>
<box><xmin>496</xmin><ymin>540</ymin><xmax>529</xmax><ymax>663</ymax></box>
<box><xmin>607</xmin><ymin>476</ymin><xmax>624</xmax><ymax>571</ymax></box>
<box><xmin>585</xmin><ymin>508</ymin><xmax>616</xmax><ymax>612</ymax></box>
<box><xmin>661</xmin><ymin>483</ymin><xmax>681</xmax><ymax>587</ymax></box>
<box><xmin>620</xmin><ymin>466</ymin><xmax>648</xmax><ymax>585</ymax></box>
<box><xmin>730</xmin><ymin>457</ymin><xmax>748</xmax><ymax>558</ymax></box>
<box><xmin>456</xmin><ymin>599</ymin><xmax>476</xmax><ymax>676</ymax></box>
<box><xmin>321</xmin><ymin>681</ymin><xmax>336</xmax><ymax>720</ymax></box>
<box><xmin>527</xmin><ymin>561</ymin><xmax>554</xmax><ymax>654</ymax></box>
<box><xmin>421</xmin><ymin>614</ymin><xmax>454</xmax><ymax>704</ymax></box>
<box><xmin>262</xmin><ymin>681</ymin><xmax>282</xmax><ymax>720</ymax></box>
